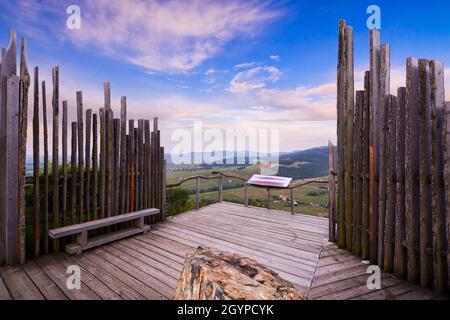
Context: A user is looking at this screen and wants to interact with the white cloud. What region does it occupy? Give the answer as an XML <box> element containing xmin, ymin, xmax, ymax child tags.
<box><xmin>234</xmin><ymin>62</ymin><xmax>256</xmax><ymax>69</ymax></box>
<box><xmin>3</xmin><ymin>0</ymin><xmax>282</xmax><ymax>73</ymax></box>
<box><xmin>228</xmin><ymin>66</ymin><xmax>282</xmax><ymax>93</ymax></box>
<box><xmin>72</xmin><ymin>0</ymin><xmax>281</xmax><ymax>73</ymax></box>
<box><xmin>255</xmin><ymin>83</ymin><xmax>336</xmax><ymax>120</ymax></box>
<box><xmin>270</xmin><ymin>55</ymin><xmax>280</xmax><ymax>62</ymax></box>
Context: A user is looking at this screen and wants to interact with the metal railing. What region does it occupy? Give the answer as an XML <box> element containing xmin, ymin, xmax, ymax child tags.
<box><xmin>166</xmin><ymin>171</ymin><xmax>328</xmax><ymax>214</ymax></box>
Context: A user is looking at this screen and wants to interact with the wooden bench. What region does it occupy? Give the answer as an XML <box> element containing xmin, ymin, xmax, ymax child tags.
<box><xmin>48</xmin><ymin>208</ymin><xmax>160</xmax><ymax>255</ymax></box>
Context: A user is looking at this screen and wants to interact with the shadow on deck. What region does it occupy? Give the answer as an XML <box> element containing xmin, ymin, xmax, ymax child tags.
<box><xmin>0</xmin><ymin>202</ymin><xmax>445</xmax><ymax>300</ymax></box>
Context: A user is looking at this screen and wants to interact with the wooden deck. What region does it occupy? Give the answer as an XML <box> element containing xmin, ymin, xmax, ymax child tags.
<box><xmin>0</xmin><ymin>202</ymin><xmax>446</xmax><ymax>300</ymax></box>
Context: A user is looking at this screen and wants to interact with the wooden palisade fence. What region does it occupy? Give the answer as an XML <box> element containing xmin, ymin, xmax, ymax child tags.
<box><xmin>329</xmin><ymin>19</ymin><xmax>450</xmax><ymax>293</ymax></box>
<box><xmin>0</xmin><ymin>30</ymin><xmax>166</xmax><ymax>265</ymax></box>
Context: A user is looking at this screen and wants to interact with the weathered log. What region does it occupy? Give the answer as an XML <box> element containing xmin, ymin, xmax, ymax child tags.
<box><xmin>174</xmin><ymin>247</ymin><xmax>304</xmax><ymax>300</ymax></box>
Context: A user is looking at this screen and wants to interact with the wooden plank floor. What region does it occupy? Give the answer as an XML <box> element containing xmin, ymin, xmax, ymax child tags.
<box><xmin>0</xmin><ymin>202</ymin><xmax>446</xmax><ymax>300</ymax></box>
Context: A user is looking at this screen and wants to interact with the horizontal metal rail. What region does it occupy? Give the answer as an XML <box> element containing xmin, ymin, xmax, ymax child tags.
<box><xmin>166</xmin><ymin>171</ymin><xmax>329</xmax><ymax>214</ymax></box>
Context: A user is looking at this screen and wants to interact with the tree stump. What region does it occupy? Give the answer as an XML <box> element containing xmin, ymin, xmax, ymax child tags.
<box><xmin>173</xmin><ymin>247</ymin><xmax>305</xmax><ymax>300</ymax></box>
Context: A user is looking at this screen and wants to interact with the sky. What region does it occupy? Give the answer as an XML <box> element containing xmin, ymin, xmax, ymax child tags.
<box><xmin>1</xmin><ymin>0</ymin><xmax>450</xmax><ymax>154</ymax></box>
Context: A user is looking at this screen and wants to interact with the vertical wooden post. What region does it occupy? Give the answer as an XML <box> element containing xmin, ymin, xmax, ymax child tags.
<box><xmin>18</xmin><ymin>37</ymin><xmax>30</xmax><ymax>264</ymax></box>
<box><xmin>378</xmin><ymin>44</ymin><xmax>390</xmax><ymax>266</ymax></box>
<box><xmin>0</xmin><ymin>30</ymin><xmax>19</xmax><ymax>264</ymax></box>
<box><xmin>443</xmin><ymin>102</ymin><xmax>450</xmax><ymax>290</ymax></box>
<box><xmin>405</xmin><ymin>57</ymin><xmax>420</xmax><ymax>282</ymax></box>
<box><xmin>418</xmin><ymin>59</ymin><xmax>433</xmax><ymax>287</ymax></box>
<box><xmin>129</xmin><ymin>120</ymin><xmax>135</xmax><ymax>212</ymax></box>
<box><xmin>92</xmin><ymin>114</ymin><xmax>98</xmax><ymax>220</ymax></box>
<box><xmin>162</xmin><ymin>160</ymin><xmax>167</xmax><ymax>220</ymax></box>
<box><xmin>384</xmin><ymin>95</ymin><xmax>397</xmax><ymax>271</ymax></box>
<box><xmin>5</xmin><ymin>75</ymin><xmax>19</xmax><ymax>263</ymax></box>
<box><xmin>113</xmin><ymin>119</ymin><xmax>120</xmax><ymax>216</ymax></box>
<box><xmin>353</xmin><ymin>92</ymin><xmax>364</xmax><ymax>255</ymax></box>
<box><xmin>267</xmin><ymin>188</ymin><xmax>271</xmax><ymax>211</ymax></box>
<box><xmin>125</xmin><ymin>134</ymin><xmax>130</xmax><ymax>213</ymax></box>
<box><xmin>70</xmin><ymin>122</ymin><xmax>77</xmax><ymax>224</ymax></box>
<box><xmin>105</xmin><ymin>85</ymin><xmax>113</xmax><ymax>218</ymax></box>
<box><xmin>394</xmin><ymin>87</ymin><xmax>407</xmax><ymax>278</ymax></box>
<box><xmin>336</xmin><ymin>19</ymin><xmax>347</xmax><ymax>249</ymax></box>
<box><xmin>62</xmin><ymin>101</ymin><xmax>68</xmax><ymax>227</ymax></box>
<box><xmin>85</xmin><ymin>109</ymin><xmax>92</xmax><ymax>220</ymax></box>
<box><xmin>144</xmin><ymin>120</ymin><xmax>150</xmax><ymax>210</ymax></box>
<box><xmin>369</xmin><ymin>29</ymin><xmax>381</xmax><ymax>263</ymax></box>
<box><xmin>429</xmin><ymin>61</ymin><xmax>447</xmax><ymax>293</ymax></box>
<box><xmin>159</xmin><ymin>145</ymin><xmax>164</xmax><ymax>218</ymax></box>
<box><xmin>99</xmin><ymin>108</ymin><xmax>105</xmax><ymax>218</ymax></box>
<box><xmin>328</xmin><ymin>142</ymin><xmax>336</xmax><ymax>242</ymax></box>
<box><xmin>196</xmin><ymin>176</ymin><xmax>200</xmax><ymax>210</ymax></box>
<box><xmin>119</xmin><ymin>97</ymin><xmax>127</xmax><ymax>214</ymax></box>
<box><xmin>52</xmin><ymin>67</ymin><xmax>59</xmax><ymax>252</ymax></box>
<box><xmin>134</xmin><ymin>127</ymin><xmax>139</xmax><ymax>211</ymax></box>
<box><xmin>344</xmin><ymin>23</ymin><xmax>354</xmax><ymax>252</ymax></box>
<box><xmin>362</xmin><ymin>71</ymin><xmax>371</xmax><ymax>260</ymax></box>
<box><xmin>138</xmin><ymin>120</ymin><xmax>144</xmax><ymax>210</ymax></box>
<box><xmin>76</xmin><ymin>91</ymin><xmax>84</xmax><ymax>223</ymax></box>
<box><xmin>32</xmin><ymin>67</ymin><xmax>40</xmax><ymax>257</ymax></box>
<box><xmin>42</xmin><ymin>81</ymin><xmax>49</xmax><ymax>254</ymax></box>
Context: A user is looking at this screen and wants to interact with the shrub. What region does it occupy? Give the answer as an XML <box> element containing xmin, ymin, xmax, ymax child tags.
<box><xmin>166</xmin><ymin>188</ymin><xmax>192</xmax><ymax>216</ymax></box>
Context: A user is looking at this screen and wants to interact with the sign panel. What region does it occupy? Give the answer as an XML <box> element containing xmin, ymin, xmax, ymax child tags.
<box><xmin>246</xmin><ymin>175</ymin><xmax>293</xmax><ymax>188</ymax></box>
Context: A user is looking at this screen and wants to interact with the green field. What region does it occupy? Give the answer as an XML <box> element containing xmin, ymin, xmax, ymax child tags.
<box><xmin>167</xmin><ymin>166</ymin><xmax>329</xmax><ymax>217</ymax></box>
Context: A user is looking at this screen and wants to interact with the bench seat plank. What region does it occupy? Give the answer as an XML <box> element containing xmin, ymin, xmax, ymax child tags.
<box><xmin>49</xmin><ymin>208</ymin><xmax>159</xmax><ymax>239</ymax></box>
<box><xmin>65</xmin><ymin>226</ymin><xmax>151</xmax><ymax>255</ymax></box>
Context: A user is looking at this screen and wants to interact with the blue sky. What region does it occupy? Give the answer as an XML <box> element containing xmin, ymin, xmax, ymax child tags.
<box><xmin>1</xmin><ymin>0</ymin><xmax>450</xmax><ymax>152</ymax></box>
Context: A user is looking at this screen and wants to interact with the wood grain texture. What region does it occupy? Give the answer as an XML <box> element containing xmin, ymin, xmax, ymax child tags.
<box><xmin>344</xmin><ymin>24</ymin><xmax>354</xmax><ymax>252</ymax></box>
<box><xmin>52</xmin><ymin>67</ymin><xmax>59</xmax><ymax>252</ymax></box>
<box><xmin>405</xmin><ymin>58</ymin><xmax>420</xmax><ymax>283</ymax></box>
<box><xmin>377</xmin><ymin>44</ymin><xmax>390</xmax><ymax>266</ymax></box>
<box><xmin>85</xmin><ymin>109</ymin><xmax>92</xmax><ymax>221</ymax></box>
<box><xmin>18</xmin><ymin>37</ymin><xmax>30</xmax><ymax>264</ymax></box>
<box><xmin>362</xmin><ymin>72</ymin><xmax>371</xmax><ymax>260</ymax></box>
<box><xmin>70</xmin><ymin>122</ymin><xmax>77</xmax><ymax>225</ymax></box>
<box><xmin>62</xmin><ymin>101</ymin><xmax>68</xmax><ymax>227</ymax></box>
<box><xmin>418</xmin><ymin>59</ymin><xmax>433</xmax><ymax>288</ymax></box>
<box><xmin>384</xmin><ymin>95</ymin><xmax>397</xmax><ymax>271</ymax></box>
<box><xmin>429</xmin><ymin>61</ymin><xmax>447</xmax><ymax>293</ymax></box>
<box><xmin>394</xmin><ymin>87</ymin><xmax>407</xmax><ymax>278</ymax></box>
<box><xmin>42</xmin><ymin>81</ymin><xmax>49</xmax><ymax>254</ymax></box>
<box><xmin>0</xmin><ymin>30</ymin><xmax>17</xmax><ymax>265</ymax></box>
<box><xmin>336</xmin><ymin>19</ymin><xmax>346</xmax><ymax>249</ymax></box>
<box><xmin>444</xmin><ymin>102</ymin><xmax>450</xmax><ymax>290</ymax></box>
<box><xmin>92</xmin><ymin>113</ymin><xmax>98</xmax><ymax>220</ymax></box>
<box><xmin>32</xmin><ymin>67</ymin><xmax>40</xmax><ymax>257</ymax></box>
<box><xmin>369</xmin><ymin>29</ymin><xmax>380</xmax><ymax>264</ymax></box>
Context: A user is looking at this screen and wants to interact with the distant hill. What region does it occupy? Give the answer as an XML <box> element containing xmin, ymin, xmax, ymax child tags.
<box><xmin>277</xmin><ymin>146</ymin><xmax>328</xmax><ymax>179</ymax></box>
<box><xmin>27</xmin><ymin>146</ymin><xmax>329</xmax><ymax>179</ymax></box>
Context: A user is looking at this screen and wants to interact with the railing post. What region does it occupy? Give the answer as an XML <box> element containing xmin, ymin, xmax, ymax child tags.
<box><xmin>290</xmin><ymin>188</ymin><xmax>295</xmax><ymax>215</ymax></box>
<box><xmin>196</xmin><ymin>176</ymin><xmax>200</xmax><ymax>210</ymax></box>
<box><xmin>162</xmin><ymin>160</ymin><xmax>167</xmax><ymax>219</ymax></box>
<box><xmin>244</xmin><ymin>183</ymin><xmax>248</xmax><ymax>207</ymax></box>
<box><xmin>218</xmin><ymin>175</ymin><xmax>223</xmax><ymax>203</ymax></box>
<box><xmin>267</xmin><ymin>188</ymin><xmax>271</xmax><ymax>211</ymax></box>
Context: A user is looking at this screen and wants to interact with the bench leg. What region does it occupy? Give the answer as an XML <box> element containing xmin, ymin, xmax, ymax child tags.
<box><xmin>135</xmin><ymin>217</ymin><xmax>150</xmax><ymax>234</ymax></box>
<box><xmin>65</xmin><ymin>231</ymin><xmax>87</xmax><ymax>256</ymax></box>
